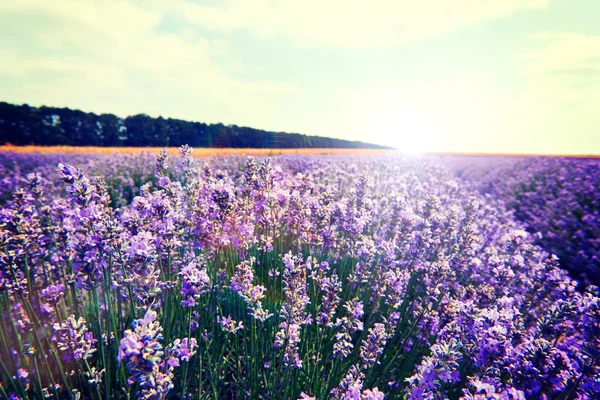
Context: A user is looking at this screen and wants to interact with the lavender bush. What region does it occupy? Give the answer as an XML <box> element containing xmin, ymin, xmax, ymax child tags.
<box><xmin>0</xmin><ymin>148</ymin><xmax>598</xmax><ymax>399</ymax></box>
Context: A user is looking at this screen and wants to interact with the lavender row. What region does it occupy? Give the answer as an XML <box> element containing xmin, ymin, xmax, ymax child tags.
<box><xmin>0</xmin><ymin>149</ymin><xmax>598</xmax><ymax>399</ymax></box>
<box><xmin>449</xmin><ymin>156</ymin><xmax>600</xmax><ymax>287</ymax></box>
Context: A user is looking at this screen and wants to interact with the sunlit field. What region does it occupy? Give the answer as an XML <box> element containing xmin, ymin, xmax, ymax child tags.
<box><xmin>0</xmin><ymin>147</ymin><xmax>598</xmax><ymax>399</ymax></box>
<box><xmin>0</xmin><ymin>145</ymin><xmax>400</xmax><ymax>158</ymax></box>
<box><xmin>3</xmin><ymin>145</ymin><xmax>599</xmax><ymax>159</ymax></box>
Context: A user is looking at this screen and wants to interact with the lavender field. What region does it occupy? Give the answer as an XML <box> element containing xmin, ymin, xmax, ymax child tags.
<box><xmin>0</xmin><ymin>148</ymin><xmax>598</xmax><ymax>399</ymax></box>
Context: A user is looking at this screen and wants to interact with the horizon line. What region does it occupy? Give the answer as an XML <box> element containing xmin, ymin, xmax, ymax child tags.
<box><xmin>1</xmin><ymin>145</ymin><xmax>598</xmax><ymax>158</ymax></box>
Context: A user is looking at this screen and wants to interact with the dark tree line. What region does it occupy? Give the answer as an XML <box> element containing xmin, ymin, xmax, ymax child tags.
<box><xmin>0</xmin><ymin>102</ymin><xmax>391</xmax><ymax>149</ymax></box>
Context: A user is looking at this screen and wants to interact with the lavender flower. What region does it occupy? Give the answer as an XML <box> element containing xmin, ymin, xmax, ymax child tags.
<box><xmin>359</xmin><ymin>323</ymin><xmax>388</xmax><ymax>369</ymax></box>
<box><xmin>53</xmin><ymin>315</ymin><xmax>97</xmax><ymax>361</ymax></box>
<box><xmin>85</xmin><ymin>367</ymin><xmax>105</xmax><ymax>387</ymax></box>
<box><xmin>362</xmin><ymin>388</ymin><xmax>385</xmax><ymax>400</ymax></box>
<box><xmin>15</xmin><ymin>368</ymin><xmax>29</xmax><ymax>390</ymax></box>
<box><xmin>179</xmin><ymin>260</ymin><xmax>210</xmax><ymax>307</ymax></box>
<box><xmin>317</xmin><ymin>272</ymin><xmax>342</xmax><ymax>327</ymax></box>
<box><xmin>333</xmin><ymin>298</ymin><xmax>364</xmax><ymax>359</ymax></box>
<box><xmin>231</xmin><ymin>258</ymin><xmax>272</xmax><ymax>322</ymax></box>
<box><xmin>274</xmin><ymin>252</ymin><xmax>313</xmax><ymax>369</ymax></box>
<box><xmin>170</xmin><ymin>338</ymin><xmax>198</xmax><ymax>362</ymax></box>
<box><xmin>331</xmin><ymin>365</ymin><xmax>364</xmax><ymax>400</ymax></box>
<box><xmin>41</xmin><ymin>283</ymin><xmax>65</xmax><ymax>305</ymax></box>
<box><xmin>155</xmin><ymin>150</ymin><xmax>169</xmax><ymax>177</ymax></box>
<box><xmin>218</xmin><ymin>315</ymin><xmax>244</xmax><ymax>334</ymax></box>
<box><xmin>124</xmin><ymin>231</ymin><xmax>156</xmax><ymax>262</ymax></box>
<box><xmin>118</xmin><ymin>309</ymin><xmax>174</xmax><ymax>399</ymax></box>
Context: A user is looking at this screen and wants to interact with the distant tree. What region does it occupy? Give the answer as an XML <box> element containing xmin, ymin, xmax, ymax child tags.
<box><xmin>0</xmin><ymin>102</ymin><xmax>392</xmax><ymax>150</ymax></box>
<box><xmin>154</xmin><ymin>117</ymin><xmax>170</xmax><ymax>147</ymax></box>
<box><xmin>125</xmin><ymin>114</ymin><xmax>155</xmax><ymax>146</ymax></box>
<box><xmin>97</xmin><ymin>114</ymin><xmax>126</xmax><ymax>146</ymax></box>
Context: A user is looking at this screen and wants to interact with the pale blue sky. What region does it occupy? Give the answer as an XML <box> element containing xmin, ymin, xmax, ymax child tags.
<box><xmin>1</xmin><ymin>0</ymin><xmax>599</xmax><ymax>154</ymax></box>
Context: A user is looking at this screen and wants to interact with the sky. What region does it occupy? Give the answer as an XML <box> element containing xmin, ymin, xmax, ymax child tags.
<box><xmin>1</xmin><ymin>0</ymin><xmax>599</xmax><ymax>154</ymax></box>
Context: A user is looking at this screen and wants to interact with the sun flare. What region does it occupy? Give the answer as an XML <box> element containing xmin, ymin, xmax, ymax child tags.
<box><xmin>369</xmin><ymin>106</ymin><xmax>443</xmax><ymax>155</ymax></box>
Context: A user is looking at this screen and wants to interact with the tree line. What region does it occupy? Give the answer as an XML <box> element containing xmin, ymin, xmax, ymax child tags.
<box><xmin>0</xmin><ymin>102</ymin><xmax>390</xmax><ymax>149</ymax></box>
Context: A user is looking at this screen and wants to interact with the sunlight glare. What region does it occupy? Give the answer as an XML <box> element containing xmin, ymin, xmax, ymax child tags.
<box><xmin>370</xmin><ymin>106</ymin><xmax>442</xmax><ymax>155</ymax></box>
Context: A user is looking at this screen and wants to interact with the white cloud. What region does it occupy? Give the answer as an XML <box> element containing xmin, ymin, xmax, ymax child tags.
<box><xmin>168</xmin><ymin>0</ymin><xmax>548</xmax><ymax>47</ymax></box>
<box><xmin>512</xmin><ymin>32</ymin><xmax>600</xmax><ymax>153</ymax></box>
<box><xmin>521</xmin><ymin>33</ymin><xmax>600</xmax><ymax>107</ymax></box>
<box><xmin>0</xmin><ymin>0</ymin><xmax>302</xmax><ymax>123</ymax></box>
<box><xmin>524</xmin><ymin>33</ymin><xmax>600</xmax><ymax>81</ymax></box>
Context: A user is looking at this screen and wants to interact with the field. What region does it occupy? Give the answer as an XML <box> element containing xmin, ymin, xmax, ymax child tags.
<box><xmin>0</xmin><ymin>145</ymin><xmax>400</xmax><ymax>158</ymax></box>
<box><xmin>2</xmin><ymin>145</ymin><xmax>599</xmax><ymax>159</ymax></box>
<box><xmin>0</xmin><ymin>147</ymin><xmax>598</xmax><ymax>399</ymax></box>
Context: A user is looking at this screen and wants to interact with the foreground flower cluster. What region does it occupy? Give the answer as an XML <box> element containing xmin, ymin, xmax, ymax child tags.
<box><xmin>0</xmin><ymin>148</ymin><xmax>598</xmax><ymax>399</ymax></box>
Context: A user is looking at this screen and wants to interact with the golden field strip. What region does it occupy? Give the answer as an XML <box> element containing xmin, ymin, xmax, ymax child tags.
<box><xmin>0</xmin><ymin>145</ymin><xmax>399</xmax><ymax>157</ymax></box>
<box><xmin>0</xmin><ymin>145</ymin><xmax>598</xmax><ymax>158</ymax></box>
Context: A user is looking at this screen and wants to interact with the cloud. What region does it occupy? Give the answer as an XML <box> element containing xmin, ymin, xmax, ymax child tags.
<box><xmin>0</xmin><ymin>0</ymin><xmax>302</xmax><ymax>123</ymax></box>
<box><xmin>522</xmin><ymin>33</ymin><xmax>600</xmax><ymax>104</ymax></box>
<box><xmin>169</xmin><ymin>0</ymin><xmax>548</xmax><ymax>47</ymax></box>
<box><xmin>524</xmin><ymin>33</ymin><xmax>600</xmax><ymax>79</ymax></box>
<box><xmin>513</xmin><ymin>32</ymin><xmax>600</xmax><ymax>153</ymax></box>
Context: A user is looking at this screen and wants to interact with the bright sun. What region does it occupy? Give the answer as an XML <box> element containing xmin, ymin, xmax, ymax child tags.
<box><xmin>370</xmin><ymin>106</ymin><xmax>442</xmax><ymax>155</ymax></box>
